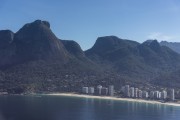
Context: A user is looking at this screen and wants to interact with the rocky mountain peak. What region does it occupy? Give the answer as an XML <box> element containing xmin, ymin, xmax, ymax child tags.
<box><xmin>86</xmin><ymin>36</ymin><xmax>125</xmax><ymax>55</ymax></box>
<box><xmin>143</xmin><ymin>40</ymin><xmax>161</xmax><ymax>51</ymax></box>
<box><xmin>94</xmin><ymin>36</ymin><xmax>123</xmax><ymax>47</ymax></box>
<box><xmin>86</xmin><ymin>36</ymin><xmax>139</xmax><ymax>56</ymax></box>
<box><xmin>23</xmin><ymin>20</ymin><xmax>50</xmax><ymax>29</ymax></box>
<box><xmin>12</xmin><ymin>20</ymin><xmax>69</xmax><ymax>62</ymax></box>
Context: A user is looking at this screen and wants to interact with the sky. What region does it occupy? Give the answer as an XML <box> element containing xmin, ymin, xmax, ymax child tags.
<box><xmin>0</xmin><ymin>0</ymin><xmax>180</xmax><ymax>50</ymax></box>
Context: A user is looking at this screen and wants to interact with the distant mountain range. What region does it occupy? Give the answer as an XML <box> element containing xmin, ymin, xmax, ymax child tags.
<box><xmin>0</xmin><ymin>20</ymin><xmax>180</xmax><ymax>94</ymax></box>
<box><xmin>160</xmin><ymin>41</ymin><xmax>180</xmax><ymax>54</ymax></box>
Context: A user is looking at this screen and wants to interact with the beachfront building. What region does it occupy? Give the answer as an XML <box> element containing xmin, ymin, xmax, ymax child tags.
<box><xmin>101</xmin><ymin>87</ymin><xmax>108</xmax><ymax>95</ymax></box>
<box><xmin>108</xmin><ymin>85</ymin><xmax>114</xmax><ymax>96</ymax></box>
<box><xmin>82</xmin><ymin>87</ymin><xmax>88</xmax><ymax>94</ymax></box>
<box><xmin>88</xmin><ymin>87</ymin><xmax>95</xmax><ymax>94</ymax></box>
<box><xmin>135</xmin><ymin>88</ymin><xmax>138</xmax><ymax>98</ymax></box>
<box><xmin>130</xmin><ymin>87</ymin><xmax>135</xmax><ymax>98</ymax></box>
<box><xmin>161</xmin><ymin>90</ymin><xmax>167</xmax><ymax>100</ymax></box>
<box><xmin>138</xmin><ymin>90</ymin><xmax>142</xmax><ymax>98</ymax></box>
<box><xmin>125</xmin><ymin>85</ymin><xmax>130</xmax><ymax>97</ymax></box>
<box><xmin>96</xmin><ymin>85</ymin><xmax>102</xmax><ymax>95</ymax></box>
<box><xmin>121</xmin><ymin>86</ymin><xmax>125</xmax><ymax>94</ymax></box>
<box><xmin>159</xmin><ymin>92</ymin><xmax>162</xmax><ymax>99</ymax></box>
<box><xmin>150</xmin><ymin>91</ymin><xmax>155</xmax><ymax>99</ymax></box>
<box><xmin>170</xmin><ymin>89</ymin><xmax>175</xmax><ymax>101</ymax></box>
<box><xmin>142</xmin><ymin>91</ymin><xmax>148</xmax><ymax>99</ymax></box>
<box><xmin>154</xmin><ymin>91</ymin><xmax>160</xmax><ymax>99</ymax></box>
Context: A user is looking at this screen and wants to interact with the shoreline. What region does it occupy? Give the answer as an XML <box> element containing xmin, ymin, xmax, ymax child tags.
<box><xmin>46</xmin><ymin>93</ymin><xmax>180</xmax><ymax>107</ymax></box>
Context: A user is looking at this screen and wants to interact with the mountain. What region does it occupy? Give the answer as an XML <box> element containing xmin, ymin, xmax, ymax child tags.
<box><xmin>139</xmin><ymin>40</ymin><xmax>180</xmax><ymax>66</ymax></box>
<box><xmin>14</xmin><ymin>20</ymin><xmax>70</xmax><ymax>62</ymax></box>
<box><xmin>160</xmin><ymin>41</ymin><xmax>180</xmax><ymax>54</ymax></box>
<box><xmin>0</xmin><ymin>20</ymin><xmax>71</xmax><ymax>69</ymax></box>
<box><xmin>86</xmin><ymin>36</ymin><xmax>180</xmax><ymax>68</ymax></box>
<box><xmin>85</xmin><ymin>36</ymin><xmax>139</xmax><ymax>64</ymax></box>
<box><xmin>61</xmin><ymin>40</ymin><xmax>85</xmax><ymax>58</ymax></box>
<box><xmin>0</xmin><ymin>20</ymin><xmax>100</xmax><ymax>93</ymax></box>
<box><xmin>85</xmin><ymin>36</ymin><xmax>180</xmax><ymax>86</ymax></box>
<box><xmin>0</xmin><ymin>20</ymin><xmax>180</xmax><ymax>94</ymax></box>
<box><xmin>0</xmin><ymin>30</ymin><xmax>16</xmax><ymax>68</ymax></box>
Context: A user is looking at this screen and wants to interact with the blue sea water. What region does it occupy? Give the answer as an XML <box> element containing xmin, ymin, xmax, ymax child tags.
<box><xmin>0</xmin><ymin>95</ymin><xmax>180</xmax><ymax>120</ymax></box>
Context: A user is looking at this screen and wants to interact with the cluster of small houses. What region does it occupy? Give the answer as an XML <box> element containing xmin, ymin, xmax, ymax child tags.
<box><xmin>82</xmin><ymin>85</ymin><xmax>175</xmax><ymax>101</ymax></box>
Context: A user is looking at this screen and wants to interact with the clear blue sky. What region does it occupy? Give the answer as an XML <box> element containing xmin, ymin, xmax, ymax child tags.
<box><xmin>0</xmin><ymin>0</ymin><xmax>180</xmax><ymax>50</ymax></box>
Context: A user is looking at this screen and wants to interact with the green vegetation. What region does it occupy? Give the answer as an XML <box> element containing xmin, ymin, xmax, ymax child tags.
<box><xmin>0</xmin><ymin>20</ymin><xmax>180</xmax><ymax>97</ymax></box>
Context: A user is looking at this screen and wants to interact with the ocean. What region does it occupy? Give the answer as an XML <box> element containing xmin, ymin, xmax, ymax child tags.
<box><xmin>0</xmin><ymin>95</ymin><xmax>180</xmax><ymax>120</ymax></box>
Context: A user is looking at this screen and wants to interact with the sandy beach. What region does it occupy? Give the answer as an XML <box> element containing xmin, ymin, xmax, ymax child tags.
<box><xmin>46</xmin><ymin>93</ymin><xmax>180</xmax><ymax>107</ymax></box>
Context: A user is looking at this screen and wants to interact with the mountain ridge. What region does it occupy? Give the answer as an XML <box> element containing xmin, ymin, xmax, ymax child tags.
<box><xmin>0</xmin><ymin>20</ymin><xmax>180</xmax><ymax>94</ymax></box>
<box><xmin>85</xmin><ymin>36</ymin><xmax>180</xmax><ymax>88</ymax></box>
<box><xmin>160</xmin><ymin>41</ymin><xmax>180</xmax><ymax>54</ymax></box>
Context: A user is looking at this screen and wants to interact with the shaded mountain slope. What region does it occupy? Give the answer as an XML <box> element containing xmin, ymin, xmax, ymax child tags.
<box><xmin>14</xmin><ymin>20</ymin><xmax>69</xmax><ymax>62</ymax></box>
<box><xmin>160</xmin><ymin>41</ymin><xmax>180</xmax><ymax>54</ymax></box>
<box><xmin>0</xmin><ymin>20</ymin><xmax>71</xmax><ymax>69</ymax></box>
<box><xmin>85</xmin><ymin>36</ymin><xmax>180</xmax><ymax>84</ymax></box>
<box><xmin>61</xmin><ymin>40</ymin><xmax>85</xmax><ymax>58</ymax></box>
<box><xmin>0</xmin><ymin>30</ymin><xmax>16</xmax><ymax>68</ymax></box>
<box><xmin>138</xmin><ymin>40</ymin><xmax>180</xmax><ymax>67</ymax></box>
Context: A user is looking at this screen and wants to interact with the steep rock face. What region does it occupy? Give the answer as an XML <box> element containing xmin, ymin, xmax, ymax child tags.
<box><xmin>0</xmin><ymin>20</ymin><xmax>71</xmax><ymax>69</ymax></box>
<box><xmin>14</xmin><ymin>20</ymin><xmax>69</xmax><ymax>62</ymax></box>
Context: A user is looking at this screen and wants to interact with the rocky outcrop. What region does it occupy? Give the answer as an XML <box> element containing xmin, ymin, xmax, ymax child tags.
<box><xmin>0</xmin><ymin>20</ymin><xmax>71</xmax><ymax>68</ymax></box>
<box><xmin>14</xmin><ymin>20</ymin><xmax>69</xmax><ymax>61</ymax></box>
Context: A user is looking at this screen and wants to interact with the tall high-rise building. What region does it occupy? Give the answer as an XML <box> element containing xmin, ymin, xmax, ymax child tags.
<box><xmin>88</xmin><ymin>87</ymin><xmax>95</xmax><ymax>94</ymax></box>
<box><xmin>170</xmin><ymin>89</ymin><xmax>175</xmax><ymax>101</ymax></box>
<box><xmin>125</xmin><ymin>85</ymin><xmax>130</xmax><ymax>97</ymax></box>
<box><xmin>161</xmin><ymin>90</ymin><xmax>167</xmax><ymax>100</ymax></box>
<box><xmin>142</xmin><ymin>91</ymin><xmax>148</xmax><ymax>99</ymax></box>
<box><xmin>121</xmin><ymin>86</ymin><xmax>125</xmax><ymax>94</ymax></box>
<box><xmin>154</xmin><ymin>91</ymin><xmax>160</xmax><ymax>99</ymax></box>
<box><xmin>101</xmin><ymin>87</ymin><xmax>108</xmax><ymax>95</ymax></box>
<box><xmin>96</xmin><ymin>85</ymin><xmax>102</xmax><ymax>95</ymax></box>
<box><xmin>130</xmin><ymin>87</ymin><xmax>135</xmax><ymax>98</ymax></box>
<box><xmin>135</xmin><ymin>88</ymin><xmax>138</xmax><ymax>98</ymax></box>
<box><xmin>108</xmin><ymin>85</ymin><xmax>114</xmax><ymax>96</ymax></box>
<box><xmin>159</xmin><ymin>92</ymin><xmax>162</xmax><ymax>99</ymax></box>
<box><xmin>138</xmin><ymin>90</ymin><xmax>142</xmax><ymax>98</ymax></box>
<box><xmin>82</xmin><ymin>87</ymin><xmax>88</xmax><ymax>94</ymax></box>
<box><xmin>150</xmin><ymin>91</ymin><xmax>155</xmax><ymax>99</ymax></box>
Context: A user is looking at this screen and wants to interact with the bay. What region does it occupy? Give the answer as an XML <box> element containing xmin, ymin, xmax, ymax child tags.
<box><xmin>0</xmin><ymin>95</ymin><xmax>180</xmax><ymax>120</ymax></box>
